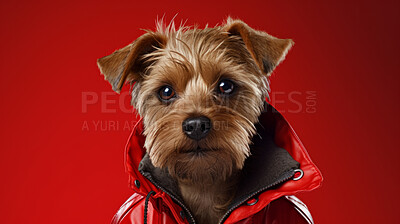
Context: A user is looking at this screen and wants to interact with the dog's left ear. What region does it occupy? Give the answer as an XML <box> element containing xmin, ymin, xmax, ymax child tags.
<box><xmin>97</xmin><ymin>32</ymin><xmax>167</xmax><ymax>93</ymax></box>
<box><xmin>224</xmin><ymin>19</ymin><xmax>293</xmax><ymax>76</ymax></box>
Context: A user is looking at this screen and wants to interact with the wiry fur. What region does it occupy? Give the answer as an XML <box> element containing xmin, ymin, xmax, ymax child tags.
<box><xmin>97</xmin><ymin>17</ymin><xmax>292</xmax><ymax>224</ymax></box>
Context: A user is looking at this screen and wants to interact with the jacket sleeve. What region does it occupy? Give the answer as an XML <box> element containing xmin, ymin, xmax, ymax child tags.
<box><xmin>111</xmin><ymin>193</ymin><xmax>145</xmax><ymax>224</ymax></box>
<box><xmin>111</xmin><ymin>192</ymin><xmax>185</xmax><ymax>224</ymax></box>
<box><xmin>283</xmin><ymin>195</ymin><xmax>314</xmax><ymax>224</ymax></box>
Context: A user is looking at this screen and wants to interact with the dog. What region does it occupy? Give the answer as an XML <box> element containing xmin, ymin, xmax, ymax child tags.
<box><xmin>97</xmin><ymin>18</ymin><xmax>293</xmax><ymax>224</ymax></box>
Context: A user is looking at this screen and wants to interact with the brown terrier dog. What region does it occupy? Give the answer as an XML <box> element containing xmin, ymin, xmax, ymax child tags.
<box><xmin>97</xmin><ymin>18</ymin><xmax>293</xmax><ymax>224</ymax></box>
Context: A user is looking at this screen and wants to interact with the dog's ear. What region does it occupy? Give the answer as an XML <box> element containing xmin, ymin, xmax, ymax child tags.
<box><xmin>224</xmin><ymin>19</ymin><xmax>293</xmax><ymax>76</ymax></box>
<box><xmin>97</xmin><ymin>32</ymin><xmax>167</xmax><ymax>93</ymax></box>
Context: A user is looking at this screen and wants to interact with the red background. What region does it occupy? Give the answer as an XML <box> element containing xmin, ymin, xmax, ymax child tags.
<box><xmin>0</xmin><ymin>0</ymin><xmax>399</xmax><ymax>223</ymax></box>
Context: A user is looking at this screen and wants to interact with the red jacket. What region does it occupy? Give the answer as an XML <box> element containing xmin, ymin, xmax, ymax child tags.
<box><xmin>111</xmin><ymin>104</ymin><xmax>323</xmax><ymax>224</ymax></box>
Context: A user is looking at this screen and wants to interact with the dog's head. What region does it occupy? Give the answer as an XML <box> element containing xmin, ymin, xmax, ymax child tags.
<box><xmin>97</xmin><ymin>18</ymin><xmax>292</xmax><ymax>184</ymax></box>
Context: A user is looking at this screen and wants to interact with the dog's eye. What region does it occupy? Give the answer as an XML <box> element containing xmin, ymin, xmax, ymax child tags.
<box><xmin>218</xmin><ymin>79</ymin><xmax>235</xmax><ymax>95</ymax></box>
<box><xmin>159</xmin><ymin>85</ymin><xmax>176</xmax><ymax>101</ymax></box>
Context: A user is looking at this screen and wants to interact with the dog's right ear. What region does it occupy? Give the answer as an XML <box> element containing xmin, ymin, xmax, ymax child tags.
<box><xmin>97</xmin><ymin>32</ymin><xmax>167</xmax><ymax>93</ymax></box>
<box><xmin>224</xmin><ymin>19</ymin><xmax>293</xmax><ymax>77</ymax></box>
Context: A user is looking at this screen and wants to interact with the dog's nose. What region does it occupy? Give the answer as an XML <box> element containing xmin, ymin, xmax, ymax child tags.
<box><xmin>182</xmin><ymin>116</ymin><xmax>212</xmax><ymax>140</ymax></box>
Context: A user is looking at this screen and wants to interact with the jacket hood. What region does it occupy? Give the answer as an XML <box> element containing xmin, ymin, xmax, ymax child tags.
<box><xmin>123</xmin><ymin>103</ymin><xmax>323</xmax><ymax>223</ymax></box>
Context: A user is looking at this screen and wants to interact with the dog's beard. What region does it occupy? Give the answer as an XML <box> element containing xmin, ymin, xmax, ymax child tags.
<box><xmin>143</xmin><ymin>107</ymin><xmax>256</xmax><ymax>184</ymax></box>
<box><xmin>167</xmin><ymin>150</ymin><xmax>238</xmax><ymax>184</ymax></box>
